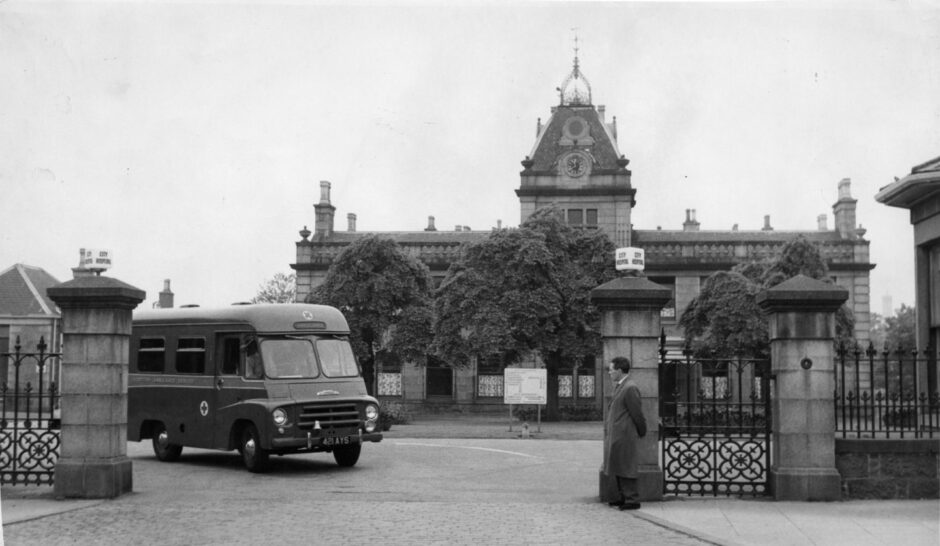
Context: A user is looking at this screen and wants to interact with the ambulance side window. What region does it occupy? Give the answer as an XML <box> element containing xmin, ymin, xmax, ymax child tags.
<box><xmin>176</xmin><ymin>337</ymin><xmax>206</xmax><ymax>374</ymax></box>
<box><xmin>137</xmin><ymin>338</ymin><xmax>165</xmax><ymax>373</ymax></box>
<box><xmin>244</xmin><ymin>337</ymin><xmax>263</xmax><ymax>379</ymax></box>
<box><xmin>219</xmin><ymin>336</ymin><xmax>241</xmax><ymax>376</ymax></box>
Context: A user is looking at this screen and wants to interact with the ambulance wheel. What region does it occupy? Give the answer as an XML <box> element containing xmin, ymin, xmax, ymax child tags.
<box><xmin>152</xmin><ymin>423</ymin><xmax>183</xmax><ymax>462</ymax></box>
<box><xmin>240</xmin><ymin>424</ymin><xmax>269</xmax><ymax>473</ymax></box>
<box><xmin>333</xmin><ymin>444</ymin><xmax>361</xmax><ymax>467</ymax></box>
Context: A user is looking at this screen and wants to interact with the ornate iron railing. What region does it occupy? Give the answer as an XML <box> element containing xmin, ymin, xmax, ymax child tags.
<box><xmin>835</xmin><ymin>343</ymin><xmax>938</xmax><ymax>439</ymax></box>
<box><xmin>659</xmin><ymin>332</ymin><xmax>772</xmax><ymax>497</ymax></box>
<box><xmin>1</xmin><ymin>336</ymin><xmax>61</xmax><ymax>486</ymax></box>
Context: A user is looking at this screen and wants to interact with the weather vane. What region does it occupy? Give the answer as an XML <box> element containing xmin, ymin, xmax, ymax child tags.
<box><xmin>571</xmin><ymin>28</ymin><xmax>580</xmax><ymax>66</ymax></box>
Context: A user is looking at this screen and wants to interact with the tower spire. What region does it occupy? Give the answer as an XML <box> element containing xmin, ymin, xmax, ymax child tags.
<box><xmin>573</xmin><ymin>30</ymin><xmax>580</xmax><ymax>69</ymax></box>
<box><xmin>558</xmin><ymin>30</ymin><xmax>592</xmax><ymax>106</ymax></box>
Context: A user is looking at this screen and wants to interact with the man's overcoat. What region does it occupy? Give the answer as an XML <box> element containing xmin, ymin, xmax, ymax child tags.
<box><xmin>603</xmin><ymin>377</ymin><xmax>647</xmax><ymax>478</ymax></box>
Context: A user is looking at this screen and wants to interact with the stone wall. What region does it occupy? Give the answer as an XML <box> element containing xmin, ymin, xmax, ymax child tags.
<box><xmin>836</xmin><ymin>439</ymin><xmax>939</xmax><ymax>499</ymax></box>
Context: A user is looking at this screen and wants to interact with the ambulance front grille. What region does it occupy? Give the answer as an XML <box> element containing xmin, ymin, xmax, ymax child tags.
<box><xmin>298</xmin><ymin>403</ymin><xmax>360</xmax><ymax>430</ymax></box>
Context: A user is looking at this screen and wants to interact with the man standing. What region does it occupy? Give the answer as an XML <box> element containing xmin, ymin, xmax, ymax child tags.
<box><xmin>603</xmin><ymin>356</ymin><xmax>647</xmax><ymax>510</ymax></box>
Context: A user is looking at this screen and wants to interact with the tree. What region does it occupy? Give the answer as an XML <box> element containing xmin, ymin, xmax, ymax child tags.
<box><xmin>306</xmin><ymin>235</ymin><xmax>434</xmax><ymax>396</ymax></box>
<box><xmin>678</xmin><ymin>271</ymin><xmax>768</xmax><ymax>357</ymax></box>
<box><xmin>432</xmin><ymin>206</ymin><xmax>617</xmax><ymax>420</ymax></box>
<box><xmin>757</xmin><ymin>236</ymin><xmax>855</xmax><ymax>347</ymax></box>
<box><xmin>252</xmin><ymin>272</ymin><xmax>296</xmax><ymax>303</ymax></box>
<box><xmin>681</xmin><ymin>236</ymin><xmax>855</xmax><ymax>356</ymax></box>
<box><xmin>759</xmin><ymin>236</ymin><xmax>830</xmax><ymax>288</ymax></box>
<box><xmin>884</xmin><ymin>304</ymin><xmax>916</xmax><ymax>350</ymax></box>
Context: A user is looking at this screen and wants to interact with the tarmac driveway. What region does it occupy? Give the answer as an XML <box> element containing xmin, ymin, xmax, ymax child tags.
<box><xmin>2</xmin><ymin>438</ymin><xmax>710</xmax><ymax>545</ymax></box>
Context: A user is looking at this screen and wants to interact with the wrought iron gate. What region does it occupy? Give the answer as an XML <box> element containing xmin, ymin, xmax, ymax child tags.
<box><xmin>659</xmin><ymin>333</ymin><xmax>772</xmax><ymax>496</ymax></box>
<box><xmin>1</xmin><ymin>337</ymin><xmax>61</xmax><ymax>485</ymax></box>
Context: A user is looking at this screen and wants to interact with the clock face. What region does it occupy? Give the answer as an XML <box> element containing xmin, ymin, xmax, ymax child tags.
<box><xmin>565</xmin><ymin>154</ymin><xmax>586</xmax><ymax>177</ymax></box>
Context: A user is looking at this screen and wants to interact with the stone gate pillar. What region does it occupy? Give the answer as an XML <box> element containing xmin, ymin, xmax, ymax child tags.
<box><xmin>47</xmin><ymin>276</ymin><xmax>145</xmax><ymax>499</ymax></box>
<box><xmin>591</xmin><ymin>276</ymin><xmax>672</xmax><ymax>502</ymax></box>
<box><xmin>756</xmin><ymin>275</ymin><xmax>847</xmax><ymax>501</ymax></box>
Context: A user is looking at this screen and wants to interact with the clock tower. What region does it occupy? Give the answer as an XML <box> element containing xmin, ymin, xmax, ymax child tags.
<box><xmin>516</xmin><ymin>51</ymin><xmax>635</xmax><ymax>247</ymax></box>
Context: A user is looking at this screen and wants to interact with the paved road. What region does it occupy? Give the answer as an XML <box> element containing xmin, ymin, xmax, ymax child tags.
<box><xmin>3</xmin><ymin>439</ymin><xmax>712</xmax><ymax>545</ymax></box>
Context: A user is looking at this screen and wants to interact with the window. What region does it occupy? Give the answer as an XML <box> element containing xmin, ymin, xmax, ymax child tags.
<box><xmin>567</xmin><ymin>209</ymin><xmax>583</xmax><ymax>226</ymax></box>
<box><xmin>585</xmin><ymin>209</ymin><xmax>598</xmax><ymax>228</ymax></box>
<box><xmin>317</xmin><ymin>339</ymin><xmax>360</xmax><ymax>378</ymax></box>
<box><xmin>426</xmin><ymin>367</ymin><xmax>453</xmax><ymax>397</ymax></box>
<box><xmin>478</xmin><ymin>354</ymin><xmax>504</xmax><ymax>374</ymax></box>
<box><xmin>426</xmin><ymin>356</ymin><xmax>453</xmax><ymax>397</ymax></box>
<box><xmin>930</xmin><ymin>243</ymin><xmax>940</xmax><ymax>327</ymax></box>
<box><xmin>260</xmin><ymin>338</ymin><xmax>318</xmax><ymax>378</ymax></box>
<box><xmin>219</xmin><ymin>336</ymin><xmax>241</xmax><ymax>375</ymax></box>
<box><xmin>0</xmin><ymin>325</ymin><xmax>9</xmax><ymax>383</ymax></box>
<box><xmin>175</xmin><ymin>337</ymin><xmax>206</xmax><ymax>374</ymax></box>
<box><xmin>477</xmin><ymin>354</ymin><xmax>505</xmax><ymax>398</ymax></box>
<box><xmin>137</xmin><ymin>338</ymin><xmax>166</xmax><ymax>373</ymax></box>
<box><xmin>650</xmin><ymin>276</ymin><xmax>676</xmax><ymax>320</ymax></box>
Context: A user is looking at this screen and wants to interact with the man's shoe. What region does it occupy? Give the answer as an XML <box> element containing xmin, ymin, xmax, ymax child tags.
<box><xmin>607</xmin><ymin>500</ymin><xmax>624</xmax><ymax>507</ymax></box>
<box><xmin>619</xmin><ymin>502</ymin><xmax>641</xmax><ymax>511</ymax></box>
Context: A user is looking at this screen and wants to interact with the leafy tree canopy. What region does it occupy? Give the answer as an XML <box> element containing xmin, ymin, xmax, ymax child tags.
<box><xmin>759</xmin><ymin>235</ymin><xmax>830</xmax><ymax>287</ymax></box>
<box><xmin>678</xmin><ymin>271</ymin><xmax>768</xmax><ymax>357</ymax></box>
<box><xmin>682</xmin><ymin>236</ymin><xmax>855</xmax><ymax>356</ymax></box>
<box><xmin>883</xmin><ymin>303</ymin><xmax>917</xmax><ymax>351</ymax></box>
<box><xmin>252</xmin><ymin>272</ymin><xmax>296</xmax><ymax>303</ymax></box>
<box><xmin>307</xmin><ymin>235</ymin><xmax>434</xmax><ymax>394</ymax></box>
<box><xmin>431</xmin><ymin>206</ymin><xmax>617</xmax><ymax>419</ymax></box>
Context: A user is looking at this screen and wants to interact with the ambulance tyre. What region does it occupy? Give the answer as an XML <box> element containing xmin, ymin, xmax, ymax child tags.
<box><xmin>152</xmin><ymin>423</ymin><xmax>183</xmax><ymax>462</ymax></box>
<box><xmin>333</xmin><ymin>443</ymin><xmax>361</xmax><ymax>467</ymax></box>
<box><xmin>240</xmin><ymin>424</ymin><xmax>269</xmax><ymax>473</ymax></box>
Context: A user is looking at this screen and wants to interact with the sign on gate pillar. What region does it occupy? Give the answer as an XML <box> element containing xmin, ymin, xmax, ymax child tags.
<box><xmin>590</xmin><ymin>276</ymin><xmax>672</xmax><ymax>503</ymax></box>
<box><xmin>47</xmin><ymin>275</ymin><xmax>145</xmax><ymax>499</ymax></box>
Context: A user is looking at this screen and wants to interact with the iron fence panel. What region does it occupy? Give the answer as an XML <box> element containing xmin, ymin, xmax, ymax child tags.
<box><xmin>835</xmin><ymin>343</ymin><xmax>938</xmax><ymax>439</ymax></box>
<box><xmin>0</xmin><ymin>336</ymin><xmax>61</xmax><ymax>486</ymax></box>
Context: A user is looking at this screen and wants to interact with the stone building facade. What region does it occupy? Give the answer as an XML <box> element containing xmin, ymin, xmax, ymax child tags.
<box><xmin>291</xmin><ymin>55</ymin><xmax>874</xmax><ymax>412</ymax></box>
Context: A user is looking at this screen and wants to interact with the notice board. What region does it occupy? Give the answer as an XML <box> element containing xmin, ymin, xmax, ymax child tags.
<box><xmin>503</xmin><ymin>368</ymin><xmax>546</xmax><ymax>405</ymax></box>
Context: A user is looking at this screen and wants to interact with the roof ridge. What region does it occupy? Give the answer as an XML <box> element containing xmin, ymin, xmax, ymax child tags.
<box><xmin>16</xmin><ymin>264</ymin><xmax>54</xmax><ymax>315</ymax></box>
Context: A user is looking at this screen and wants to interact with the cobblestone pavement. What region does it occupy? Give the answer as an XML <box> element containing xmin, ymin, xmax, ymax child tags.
<box><xmin>3</xmin><ymin>439</ymin><xmax>713</xmax><ymax>545</ymax></box>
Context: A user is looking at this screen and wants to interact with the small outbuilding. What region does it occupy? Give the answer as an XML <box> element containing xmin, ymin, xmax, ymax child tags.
<box><xmin>875</xmin><ymin>155</ymin><xmax>940</xmax><ymax>396</ymax></box>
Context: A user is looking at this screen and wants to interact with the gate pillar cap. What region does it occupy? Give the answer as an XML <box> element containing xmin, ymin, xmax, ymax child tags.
<box><xmin>591</xmin><ymin>276</ymin><xmax>672</xmax><ymax>309</ymax></box>
<box><xmin>48</xmin><ymin>276</ymin><xmax>146</xmax><ymax>310</ymax></box>
<box><xmin>756</xmin><ymin>274</ymin><xmax>848</xmax><ymax>313</ymax></box>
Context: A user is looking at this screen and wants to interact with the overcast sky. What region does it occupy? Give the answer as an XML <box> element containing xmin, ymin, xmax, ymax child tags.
<box><xmin>1</xmin><ymin>1</ymin><xmax>938</xmax><ymax>314</ymax></box>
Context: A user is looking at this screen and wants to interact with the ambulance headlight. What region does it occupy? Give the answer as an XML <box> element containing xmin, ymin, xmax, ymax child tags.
<box><xmin>365</xmin><ymin>404</ymin><xmax>379</xmax><ymax>421</ymax></box>
<box><xmin>272</xmin><ymin>408</ymin><xmax>288</xmax><ymax>426</ymax></box>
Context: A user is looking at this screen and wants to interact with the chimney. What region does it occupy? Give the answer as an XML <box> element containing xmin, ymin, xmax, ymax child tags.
<box><xmin>158</xmin><ymin>279</ymin><xmax>174</xmax><ymax>309</ymax></box>
<box><xmin>347</xmin><ymin>213</ymin><xmax>357</xmax><ymax>232</ymax></box>
<box><xmin>762</xmin><ymin>215</ymin><xmax>773</xmax><ymax>231</ymax></box>
<box><xmin>598</xmin><ymin>105</ymin><xmax>605</xmax><ymax>123</ymax></box>
<box><xmin>833</xmin><ymin>178</ymin><xmax>858</xmax><ymax>239</ymax></box>
<box><xmin>425</xmin><ymin>216</ymin><xmax>437</xmax><ymax>232</ymax></box>
<box><xmin>313</xmin><ymin>180</ymin><xmax>336</xmax><ymax>237</ymax></box>
<box><xmin>682</xmin><ymin>209</ymin><xmax>700</xmax><ymax>232</ymax></box>
<box><xmin>817</xmin><ymin>214</ymin><xmax>828</xmax><ymax>231</ymax></box>
<box><xmin>497</xmin><ymin>219</ymin><xmax>502</xmax><ymax>229</ymax></box>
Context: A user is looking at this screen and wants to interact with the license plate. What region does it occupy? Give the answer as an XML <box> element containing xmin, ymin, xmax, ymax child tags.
<box><xmin>323</xmin><ymin>435</ymin><xmax>351</xmax><ymax>446</ymax></box>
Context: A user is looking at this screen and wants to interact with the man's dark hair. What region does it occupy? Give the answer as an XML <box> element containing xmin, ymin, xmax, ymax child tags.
<box><xmin>611</xmin><ymin>356</ymin><xmax>631</xmax><ymax>373</ymax></box>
